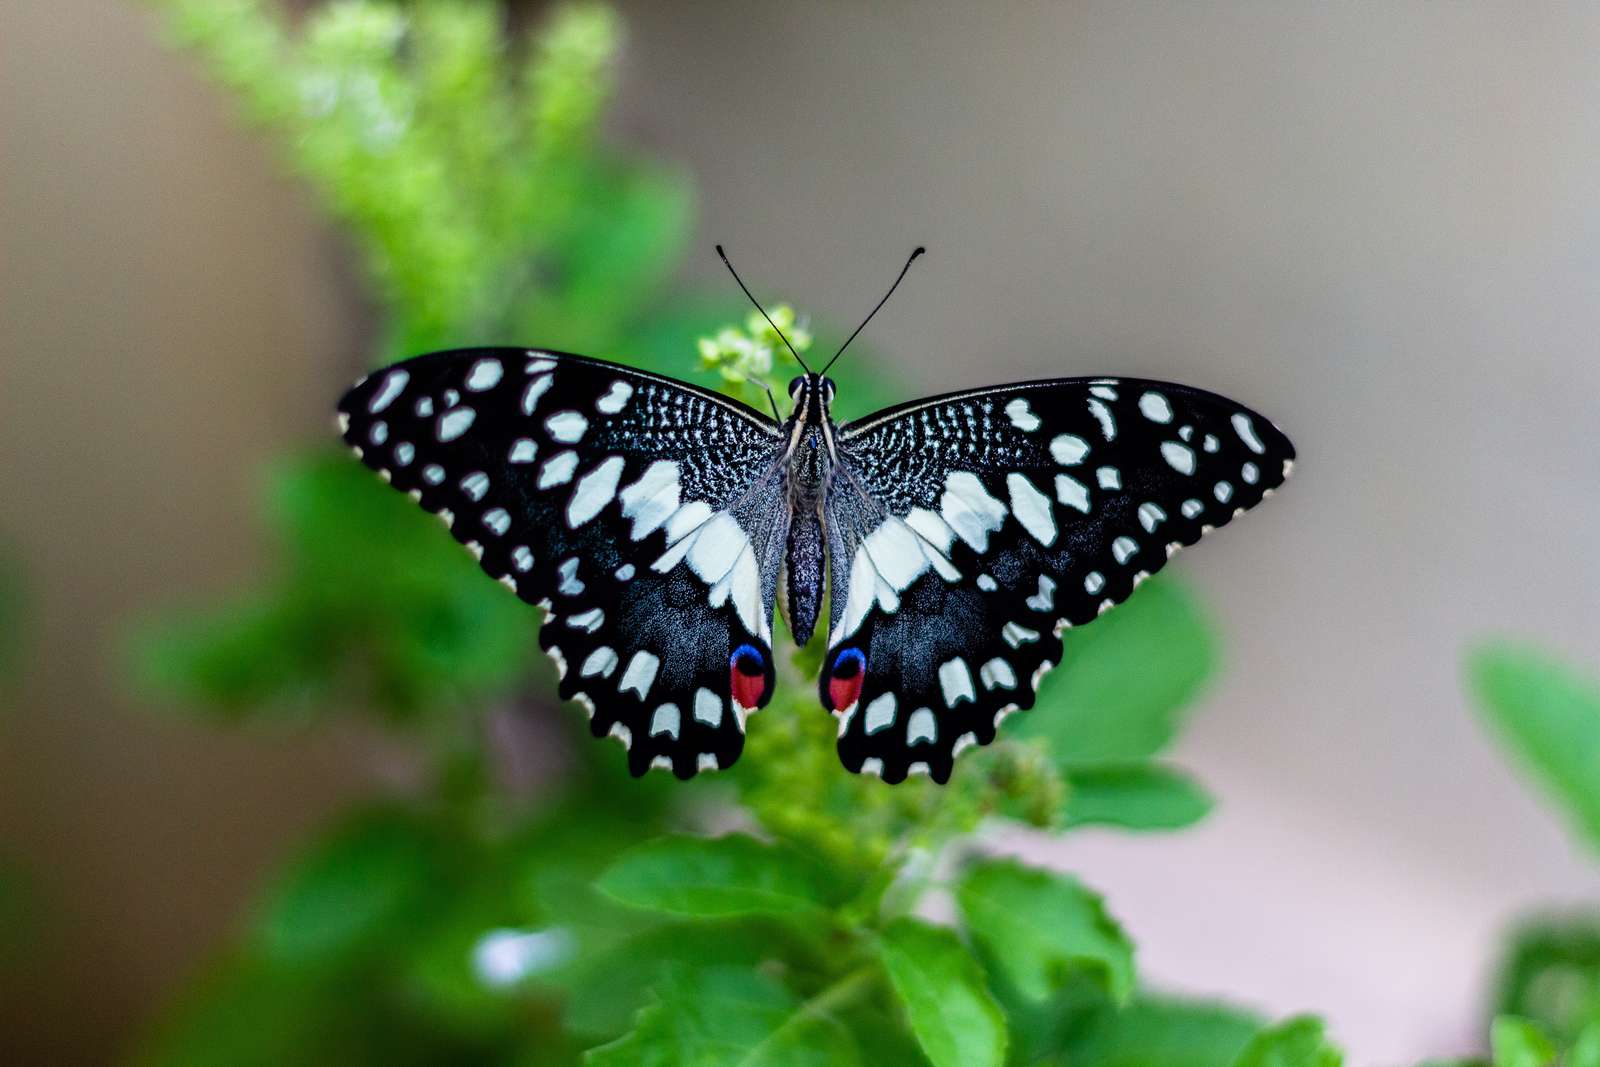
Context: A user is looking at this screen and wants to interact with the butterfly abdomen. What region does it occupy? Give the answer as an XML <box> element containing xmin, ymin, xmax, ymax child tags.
<box><xmin>784</xmin><ymin>507</ymin><xmax>824</xmax><ymax>646</ymax></box>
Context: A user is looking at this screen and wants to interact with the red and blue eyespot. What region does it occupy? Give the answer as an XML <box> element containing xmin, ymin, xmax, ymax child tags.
<box><xmin>728</xmin><ymin>643</ymin><xmax>772</xmax><ymax>710</ymax></box>
<box><xmin>824</xmin><ymin>646</ymin><xmax>866</xmax><ymax>712</ymax></box>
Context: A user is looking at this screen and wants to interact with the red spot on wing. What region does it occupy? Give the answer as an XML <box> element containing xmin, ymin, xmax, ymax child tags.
<box><xmin>730</xmin><ymin>657</ymin><xmax>769</xmax><ymax>710</ymax></box>
<box><xmin>828</xmin><ymin>672</ymin><xmax>864</xmax><ymax>712</ymax></box>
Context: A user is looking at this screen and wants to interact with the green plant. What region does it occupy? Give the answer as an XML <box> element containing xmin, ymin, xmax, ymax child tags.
<box><xmin>131</xmin><ymin>3</ymin><xmax>1360</xmax><ymax>1065</ymax></box>
<box><xmin>1467</xmin><ymin>644</ymin><xmax>1600</xmax><ymax>1056</ymax></box>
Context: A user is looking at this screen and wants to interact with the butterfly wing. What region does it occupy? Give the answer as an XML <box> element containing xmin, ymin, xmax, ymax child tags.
<box><xmin>338</xmin><ymin>348</ymin><xmax>789</xmax><ymax>778</ymax></box>
<box><xmin>820</xmin><ymin>377</ymin><xmax>1294</xmax><ymax>783</ymax></box>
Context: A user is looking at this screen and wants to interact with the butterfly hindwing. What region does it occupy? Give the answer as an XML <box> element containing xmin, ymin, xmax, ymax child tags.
<box><xmin>338</xmin><ymin>348</ymin><xmax>787</xmax><ymax>778</ymax></box>
<box><xmin>820</xmin><ymin>377</ymin><xmax>1294</xmax><ymax>783</ymax></box>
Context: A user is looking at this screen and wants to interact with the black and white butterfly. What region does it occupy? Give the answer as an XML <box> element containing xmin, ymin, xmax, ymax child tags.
<box><xmin>337</xmin><ymin>250</ymin><xmax>1294</xmax><ymax>784</ymax></box>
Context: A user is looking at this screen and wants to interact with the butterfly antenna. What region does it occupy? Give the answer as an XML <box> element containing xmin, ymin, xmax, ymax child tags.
<box><xmin>821</xmin><ymin>246</ymin><xmax>925</xmax><ymax>375</ymax></box>
<box><xmin>716</xmin><ymin>244</ymin><xmax>812</xmax><ymax>374</ymax></box>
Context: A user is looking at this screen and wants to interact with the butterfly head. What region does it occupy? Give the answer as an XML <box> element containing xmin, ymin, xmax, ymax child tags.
<box><xmin>787</xmin><ymin>374</ymin><xmax>836</xmax><ymax>420</ymax></box>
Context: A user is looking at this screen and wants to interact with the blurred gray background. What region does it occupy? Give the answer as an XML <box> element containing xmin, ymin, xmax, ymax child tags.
<box><xmin>4</xmin><ymin>1</ymin><xmax>1598</xmax><ymax>1062</ymax></box>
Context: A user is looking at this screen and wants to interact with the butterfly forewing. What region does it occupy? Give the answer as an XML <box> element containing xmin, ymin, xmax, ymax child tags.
<box><xmin>337</xmin><ymin>348</ymin><xmax>787</xmax><ymax>778</ymax></box>
<box><xmin>819</xmin><ymin>378</ymin><xmax>1294</xmax><ymax>783</ymax></box>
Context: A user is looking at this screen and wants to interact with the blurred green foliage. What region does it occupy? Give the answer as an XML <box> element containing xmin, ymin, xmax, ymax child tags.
<box><xmin>125</xmin><ymin>1</ymin><xmax>1567</xmax><ymax>1064</ymax></box>
<box><xmin>1467</xmin><ymin>644</ymin><xmax>1600</xmax><ymax>1057</ymax></box>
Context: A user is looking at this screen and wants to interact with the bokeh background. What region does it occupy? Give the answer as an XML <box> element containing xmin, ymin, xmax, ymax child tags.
<box><xmin>4</xmin><ymin>2</ymin><xmax>1599</xmax><ymax>1063</ymax></box>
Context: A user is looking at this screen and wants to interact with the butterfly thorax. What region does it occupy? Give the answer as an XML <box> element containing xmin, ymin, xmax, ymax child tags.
<box><xmin>780</xmin><ymin>375</ymin><xmax>839</xmax><ymax>646</ymax></box>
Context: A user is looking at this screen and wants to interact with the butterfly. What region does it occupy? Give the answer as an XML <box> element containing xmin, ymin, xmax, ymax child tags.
<box><xmin>337</xmin><ymin>248</ymin><xmax>1294</xmax><ymax>784</ymax></box>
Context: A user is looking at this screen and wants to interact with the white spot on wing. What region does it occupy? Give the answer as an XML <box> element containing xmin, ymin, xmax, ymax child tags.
<box><xmin>1232</xmin><ymin>412</ymin><xmax>1266</xmax><ymax>453</ymax></box>
<box><xmin>941</xmin><ymin>471</ymin><xmax>1008</xmax><ymax>552</ymax></box>
<box><xmin>1026</xmin><ymin>575</ymin><xmax>1056</xmax><ymax>613</ymax></box>
<box><xmin>1005</xmin><ymin>398</ymin><xmax>1040</xmax><ymax>431</ymax></box>
<box><xmin>618</xmin><ymin>460</ymin><xmax>682</xmax><ymax>540</ymax></box>
<box><xmin>980</xmin><ymin>658</ymin><xmax>1017</xmax><ymax>690</ymax></box>
<box><xmin>557</xmin><ymin>557</ymin><xmax>584</xmax><ymax>595</ymax></box>
<box><xmin>906</xmin><ymin>707</ymin><xmax>937</xmax><ymax>745</ymax></box>
<box><xmin>545</xmin><ymin>410</ymin><xmax>588</xmax><ymax>443</ymax></box>
<box><xmin>649</xmin><ymin>702</ymin><xmax>680</xmax><ymax>738</ymax></box>
<box><xmin>1242</xmin><ymin>461</ymin><xmax>1259</xmax><ymax>484</ymax></box>
<box><xmin>1002</xmin><ymin>622</ymin><xmax>1040</xmax><ymax>647</ymax></box>
<box><xmin>1215</xmin><ymin>481</ymin><xmax>1234</xmax><ymax>503</ymax></box>
<box><xmin>394</xmin><ymin>442</ymin><xmax>414</xmax><ymax>466</ymax></box>
<box><xmin>567</xmin><ymin>455</ymin><xmax>624</xmax><ymax>527</ymax></box>
<box><xmin>482</xmin><ymin>508</ymin><xmax>511</xmax><ymax>536</ymax></box>
<box><xmin>438</xmin><ymin>407</ymin><xmax>476</xmax><ymax>442</ymax></box>
<box><xmin>621</xmin><ymin>652</ymin><xmax>660</xmax><ymax>700</ymax></box>
<box><xmin>1182</xmin><ymin>498</ymin><xmax>1204</xmax><ymax>519</ymax></box>
<box><xmin>538</xmin><ymin>451</ymin><xmax>579</xmax><ymax>489</ymax></box>
<box><xmin>1055</xmin><ymin>474</ymin><xmax>1090</xmax><ymax>513</ymax></box>
<box><xmin>1087</xmin><ymin>398</ymin><xmax>1117</xmax><ymax>440</ymax></box>
<box><xmin>1161</xmin><ymin>441</ymin><xmax>1197</xmax><ymax>475</ymax></box>
<box><xmin>1006</xmin><ymin>473</ymin><xmax>1056</xmax><ymax>546</ymax></box>
<box><xmin>864</xmin><ymin>693</ymin><xmax>897</xmax><ymax>735</ymax></box>
<box><xmin>939</xmin><ymin>658</ymin><xmax>976</xmax><ymax>708</ymax></box>
<box><xmin>460</xmin><ymin>471</ymin><xmax>489</xmax><ymax>501</ymax></box>
<box><xmin>1096</xmin><ymin>466</ymin><xmax>1121</xmax><ymax>490</ymax></box>
<box><xmin>566</xmin><ymin>607</ymin><xmax>604</xmax><ymax>633</ymax></box>
<box><xmin>512</xmin><ymin>546</ymin><xmax>533</xmax><ymax>572</ymax></box>
<box><xmin>904</xmin><ymin>507</ymin><xmax>957</xmax><ymax>556</ymax></box>
<box><xmin>1084</xmin><ymin>570</ymin><xmax>1105</xmax><ymax>594</ymax></box>
<box><xmin>1112</xmin><ymin>536</ymin><xmax>1138</xmax><ymax>564</ymax></box>
<box><xmin>509</xmin><ymin>438</ymin><xmax>536</xmax><ymax>463</ymax></box>
<box><xmin>521</xmin><ymin>375</ymin><xmax>552</xmax><ymax>415</ymax></box>
<box><xmin>368</xmin><ymin>369</ymin><xmax>408</xmax><ymax>413</ymax></box>
<box><xmin>580</xmin><ymin>647</ymin><xmax>618</xmax><ymax>678</ymax></box>
<box><xmin>595</xmin><ymin>381</ymin><xmax>633</xmax><ymax>414</ymax></box>
<box><xmin>1138</xmin><ymin>390</ymin><xmax>1173</xmax><ymax>423</ymax></box>
<box><xmin>1050</xmin><ymin>434</ymin><xmax>1089</xmax><ymax>466</ymax></box>
<box><xmin>465</xmin><ymin>358</ymin><xmax>503</xmax><ymax>392</ymax></box>
<box><xmin>693</xmin><ymin>688</ymin><xmax>723</xmax><ymax>727</ymax></box>
<box><xmin>977</xmin><ymin>573</ymin><xmax>998</xmax><ymax>593</ymax></box>
<box><xmin>1139</xmin><ymin>502</ymin><xmax>1166</xmax><ymax>532</ymax></box>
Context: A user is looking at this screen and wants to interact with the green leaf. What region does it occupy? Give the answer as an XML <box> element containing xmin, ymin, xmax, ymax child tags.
<box><xmin>132</xmin><ymin>452</ymin><xmax>542</xmax><ymax>719</ymax></box>
<box><xmin>1572</xmin><ymin>1021</ymin><xmax>1600</xmax><ymax>1067</ymax></box>
<box><xmin>251</xmin><ymin>809</ymin><xmax>445</xmax><ymax>966</ymax></box>
<box><xmin>1062</xmin><ymin>996</ymin><xmax>1264</xmax><ymax>1067</ymax></box>
<box><xmin>1491</xmin><ymin>912</ymin><xmax>1600</xmax><ymax>1044</ymax></box>
<box><xmin>557</xmin><ymin>919</ymin><xmax>795</xmax><ymax>1038</ymax></box>
<box><xmin>1232</xmin><ymin>1016</ymin><xmax>1343</xmax><ymax>1067</ymax></box>
<box><xmin>956</xmin><ymin>859</ymin><xmax>1134</xmax><ymax>1004</ymax></box>
<box><xmin>876</xmin><ymin>919</ymin><xmax>1007</xmax><ymax>1067</ymax></box>
<box><xmin>584</xmin><ymin>965</ymin><xmax>861</xmax><ymax>1067</ymax></box>
<box><xmin>1468</xmin><ymin>644</ymin><xmax>1600</xmax><ymax>853</ymax></box>
<box><xmin>1490</xmin><ymin>1017</ymin><xmax>1558</xmax><ymax>1067</ymax></box>
<box><xmin>595</xmin><ymin>833</ymin><xmax>843</xmax><ymax>918</ymax></box>
<box><xmin>1064</xmin><ymin>763</ymin><xmax>1215</xmax><ymax>832</ymax></box>
<box><xmin>1011</xmin><ymin>579</ymin><xmax>1215</xmax><ymax>766</ymax></box>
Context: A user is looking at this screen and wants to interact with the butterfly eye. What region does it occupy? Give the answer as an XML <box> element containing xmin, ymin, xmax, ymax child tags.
<box><xmin>729</xmin><ymin>643</ymin><xmax>770</xmax><ymax>711</ymax></box>
<box><xmin>821</xmin><ymin>378</ymin><xmax>837</xmax><ymax>405</ymax></box>
<box><xmin>787</xmin><ymin>375</ymin><xmax>806</xmax><ymax>400</ymax></box>
<box><xmin>826</xmin><ymin>647</ymin><xmax>866</xmax><ymax>711</ymax></box>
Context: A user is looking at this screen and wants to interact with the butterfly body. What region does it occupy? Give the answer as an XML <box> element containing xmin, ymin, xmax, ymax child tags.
<box><xmin>338</xmin><ymin>347</ymin><xmax>1294</xmax><ymax>784</ymax></box>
